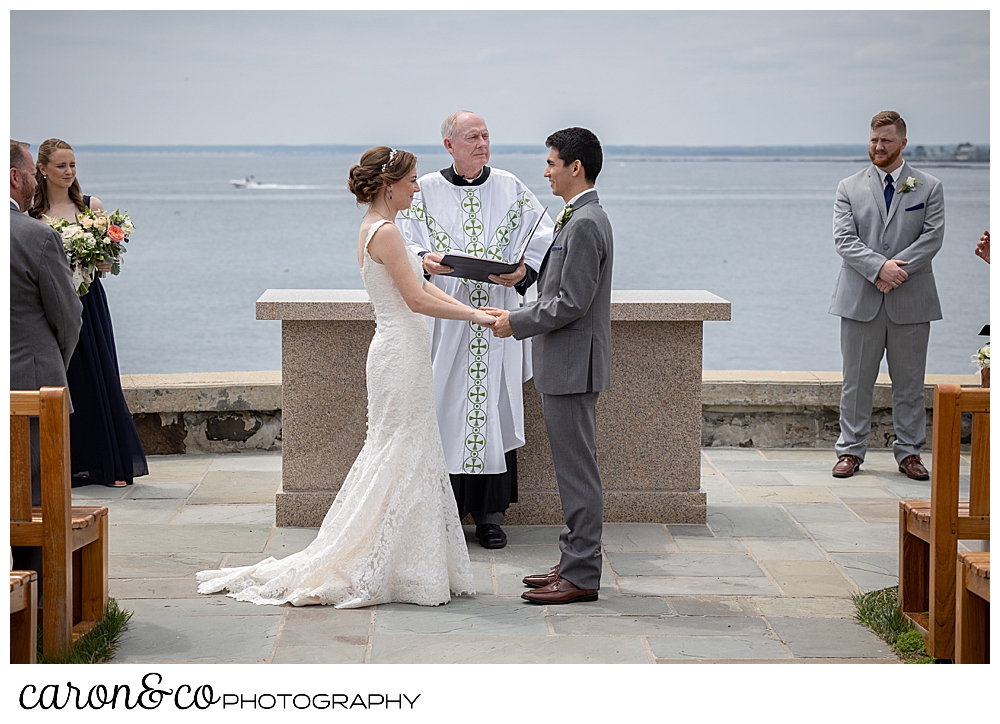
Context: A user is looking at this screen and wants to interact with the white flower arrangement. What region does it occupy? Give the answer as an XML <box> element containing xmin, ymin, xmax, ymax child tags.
<box><xmin>972</xmin><ymin>343</ymin><xmax>990</xmax><ymax>370</ymax></box>
<box><xmin>900</xmin><ymin>176</ymin><xmax>922</xmax><ymax>193</ymax></box>
<box><xmin>46</xmin><ymin>207</ymin><xmax>136</xmax><ymax>296</ymax></box>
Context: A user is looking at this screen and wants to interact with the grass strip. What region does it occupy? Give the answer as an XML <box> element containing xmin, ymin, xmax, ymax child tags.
<box><xmin>851</xmin><ymin>586</ymin><xmax>936</xmax><ymax>663</ymax></box>
<box><xmin>37</xmin><ymin>598</ymin><xmax>133</xmax><ymax>664</ymax></box>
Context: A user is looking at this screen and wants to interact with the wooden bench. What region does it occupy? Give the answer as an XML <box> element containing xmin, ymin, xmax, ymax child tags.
<box><xmin>9</xmin><ymin>387</ymin><xmax>109</xmax><ymax>660</ymax></box>
<box><xmin>956</xmin><ymin>552</ymin><xmax>990</xmax><ymax>664</ymax></box>
<box><xmin>10</xmin><ymin>571</ymin><xmax>38</xmax><ymax>664</ymax></box>
<box><xmin>899</xmin><ymin>384</ymin><xmax>990</xmax><ymax>660</ymax></box>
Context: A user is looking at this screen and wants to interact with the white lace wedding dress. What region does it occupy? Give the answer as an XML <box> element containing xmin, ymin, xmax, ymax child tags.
<box><xmin>196</xmin><ymin>219</ymin><xmax>475</xmax><ymax>607</ymax></box>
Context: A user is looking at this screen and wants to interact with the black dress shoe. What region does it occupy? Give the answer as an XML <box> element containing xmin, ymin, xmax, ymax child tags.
<box><xmin>475</xmin><ymin>523</ymin><xmax>507</xmax><ymax>549</ymax></box>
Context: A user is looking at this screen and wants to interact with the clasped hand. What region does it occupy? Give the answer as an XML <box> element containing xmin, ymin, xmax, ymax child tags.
<box><xmin>471</xmin><ymin>309</ymin><xmax>496</xmax><ymax>328</ymax></box>
<box><xmin>876</xmin><ymin>259</ymin><xmax>908</xmax><ymax>294</ymax></box>
<box><xmin>480</xmin><ymin>307</ymin><xmax>512</xmax><ymax>337</ymax></box>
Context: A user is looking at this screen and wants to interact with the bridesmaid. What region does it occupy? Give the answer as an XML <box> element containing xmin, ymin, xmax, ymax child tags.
<box><xmin>31</xmin><ymin>138</ymin><xmax>148</xmax><ymax>488</ymax></box>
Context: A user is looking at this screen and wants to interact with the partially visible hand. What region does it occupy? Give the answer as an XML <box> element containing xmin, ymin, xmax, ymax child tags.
<box><xmin>483</xmin><ymin>308</ymin><xmax>512</xmax><ymax>338</ymax></box>
<box><xmin>878</xmin><ymin>259</ymin><xmax>908</xmax><ymax>288</ymax></box>
<box><xmin>471</xmin><ymin>310</ymin><xmax>495</xmax><ymax>328</ymax></box>
<box><xmin>975</xmin><ymin>230</ymin><xmax>990</xmax><ymax>264</ymax></box>
<box><xmin>96</xmin><ymin>260</ymin><xmax>112</xmax><ymax>273</ymax></box>
<box><xmin>422</xmin><ymin>252</ymin><xmax>454</xmax><ymax>275</ymax></box>
<box><xmin>875</xmin><ymin>279</ymin><xmax>893</xmax><ymax>294</ymax></box>
<box><xmin>488</xmin><ymin>259</ymin><xmax>527</xmax><ymax>288</ymax></box>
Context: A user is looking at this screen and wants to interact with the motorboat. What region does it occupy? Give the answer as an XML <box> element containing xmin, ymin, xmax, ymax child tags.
<box><xmin>230</xmin><ymin>175</ymin><xmax>262</xmax><ymax>189</ymax></box>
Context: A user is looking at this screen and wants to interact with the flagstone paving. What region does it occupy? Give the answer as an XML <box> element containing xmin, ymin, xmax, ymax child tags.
<box><xmin>80</xmin><ymin>448</ymin><xmax>971</xmax><ymax>664</ymax></box>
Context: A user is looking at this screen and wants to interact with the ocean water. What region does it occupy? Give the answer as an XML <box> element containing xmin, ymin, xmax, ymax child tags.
<box><xmin>73</xmin><ymin>148</ymin><xmax>989</xmax><ymax>375</ymax></box>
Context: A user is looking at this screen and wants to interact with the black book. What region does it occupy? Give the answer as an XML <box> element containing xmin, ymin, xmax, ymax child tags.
<box><xmin>441</xmin><ymin>209</ymin><xmax>547</xmax><ymax>284</ymax></box>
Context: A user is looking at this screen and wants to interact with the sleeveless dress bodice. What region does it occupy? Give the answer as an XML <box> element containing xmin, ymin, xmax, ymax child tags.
<box><xmin>361</xmin><ymin>220</ymin><xmax>438</xmax><ymax>440</ymax></box>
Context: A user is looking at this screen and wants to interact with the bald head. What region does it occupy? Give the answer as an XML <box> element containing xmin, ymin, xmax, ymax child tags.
<box><xmin>441</xmin><ymin>111</ymin><xmax>491</xmax><ymax>179</ymax></box>
<box><xmin>441</xmin><ymin>110</ymin><xmax>480</xmax><ymax>140</ymax></box>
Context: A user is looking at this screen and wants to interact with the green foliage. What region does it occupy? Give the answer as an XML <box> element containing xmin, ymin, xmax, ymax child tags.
<box><xmin>37</xmin><ymin>598</ymin><xmax>133</xmax><ymax>664</ymax></box>
<box><xmin>895</xmin><ymin>629</ymin><xmax>926</xmax><ymax>654</ymax></box>
<box><xmin>851</xmin><ymin>586</ymin><xmax>937</xmax><ymax>664</ymax></box>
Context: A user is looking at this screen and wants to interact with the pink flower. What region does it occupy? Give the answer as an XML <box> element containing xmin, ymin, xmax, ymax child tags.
<box><xmin>107</xmin><ymin>225</ymin><xmax>125</xmax><ymax>242</ymax></box>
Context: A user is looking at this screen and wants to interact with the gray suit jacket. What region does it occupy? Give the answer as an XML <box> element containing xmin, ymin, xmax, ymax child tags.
<box><xmin>10</xmin><ymin>201</ymin><xmax>83</xmax><ymax>393</ymax></box>
<box><xmin>828</xmin><ymin>161</ymin><xmax>944</xmax><ymax>324</ymax></box>
<box><xmin>508</xmin><ymin>190</ymin><xmax>613</xmax><ymax>395</ymax></box>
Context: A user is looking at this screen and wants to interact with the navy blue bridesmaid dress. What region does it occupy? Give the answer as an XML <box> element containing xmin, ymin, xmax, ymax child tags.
<box><xmin>37</xmin><ymin>195</ymin><xmax>149</xmax><ymax>487</ymax></box>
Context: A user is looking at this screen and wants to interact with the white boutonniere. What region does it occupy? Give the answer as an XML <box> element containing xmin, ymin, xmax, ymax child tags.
<box><xmin>900</xmin><ymin>176</ymin><xmax>922</xmax><ymax>193</ymax></box>
<box><xmin>555</xmin><ymin>204</ymin><xmax>574</xmax><ymax>231</ymax></box>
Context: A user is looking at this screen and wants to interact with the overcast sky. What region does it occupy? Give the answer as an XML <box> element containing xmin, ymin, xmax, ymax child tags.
<box><xmin>10</xmin><ymin>9</ymin><xmax>990</xmax><ymax>147</ymax></box>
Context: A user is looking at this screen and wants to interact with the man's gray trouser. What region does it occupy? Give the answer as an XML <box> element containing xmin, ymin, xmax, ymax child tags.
<box><xmin>836</xmin><ymin>304</ymin><xmax>930</xmax><ymax>465</ymax></box>
<box><xmin>540</xmin><ymin>391</ymin><xmax>603</xmax><ymax>591</ymax></box>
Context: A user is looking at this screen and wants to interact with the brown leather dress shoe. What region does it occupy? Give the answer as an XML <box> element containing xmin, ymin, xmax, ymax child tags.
<box><xmin>522</xmin><ymin>565</ymin><xmax>559</xmax><ymax>589</ymax></box>
<box><xmin>521</xmin><ymin>576</ymin><xmax>598</xmax><ymax>605</ymax></box>
<box><xmin>898</xmin><ymin>455</ymin><xmax>930</xmax><ymax>480</ymax></box>
<box><xmin>832</xmin><ymin>455</ymin><xmax>861</xmax><ymax>478</ymax></box>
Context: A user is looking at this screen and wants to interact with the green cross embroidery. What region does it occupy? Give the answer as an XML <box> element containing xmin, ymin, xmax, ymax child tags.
<box><xmin>465</xmin><ymin>433</ymin><xmax>486</xmax><ymax>453</ymax></box>
<box><xmin>415</xmin><ymin>203</ymin><xmax>454</xmax><ymax>252</ymax></box>
<box><xmin>469</xmin><ymin>361</ymin><xmax>487</xmax><ymax>380</ymax></box>
<box><xmin>463</xmin><ymin>219</ymin><xmax>484</xmax><ymax>239</ymax></box>
<box><xmin>487</xmin><ymin>194</ymin><xmax>532</xmax><ymax>261</ymax></box>
<box><xmin>469</xmin><ymin>337</ymin><xmax>488</xmax><ymax>356</ymax></box>
<box><xmin>468</xmin><ymin>386</ymin><xmax>487</xmax><ymax>404</ymax></box>
<box><xmin>462</xmin><ymin>194</ymin><xmax>481</xmax><ymax>214</ymax></box>
<box><xmin>463</xmin><ymin>458</ymin><xmax>484</xmax><ymax>474</ymax></box>
<box><xmin>467</xmin><ymin>409</ymin><xmax>486</xmax><ymax>427</ymax></box>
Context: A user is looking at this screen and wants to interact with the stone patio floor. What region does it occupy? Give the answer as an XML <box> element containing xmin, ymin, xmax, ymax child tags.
<box><xmin>73</xmin><ymin>447</ymin><xmax>973</xmax><ymax>665</ymax></box>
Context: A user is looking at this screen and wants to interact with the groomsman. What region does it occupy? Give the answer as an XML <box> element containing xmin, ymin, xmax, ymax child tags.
<box><xmin>829</xmin><ymin>111</ymin><xmax>944</xmax><ymax>480</ymax></box>
<box><xmin>10</xmin><ymin>139</ymin><xmax>82</xmax><ymax>439</ymax></box>
<box><xmin>10</xmin><ymin>139</ymin><xmax>82</xmax><ymax>579</ymax></box>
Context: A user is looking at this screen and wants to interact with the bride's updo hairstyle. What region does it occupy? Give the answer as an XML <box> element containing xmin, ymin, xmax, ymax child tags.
<box><xmin>347</xmin><ymin>146</ymin><xmax>416</xmax><ymax>204</ymax></box>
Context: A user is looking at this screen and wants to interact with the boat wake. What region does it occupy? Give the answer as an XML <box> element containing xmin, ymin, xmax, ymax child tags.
<box><xmin>230</xmin><ymin>176</ymin><xmax>327</xmax><ymax>190</ymax></box>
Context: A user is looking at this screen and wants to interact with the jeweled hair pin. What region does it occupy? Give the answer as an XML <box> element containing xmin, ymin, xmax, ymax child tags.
<box><xmin>381</xmin><ymin>149</ymin><xmax>398</xmax><ymax>173</ymax></box>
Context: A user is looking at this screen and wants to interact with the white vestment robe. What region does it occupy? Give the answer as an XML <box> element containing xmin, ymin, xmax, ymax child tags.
<box><xmin>399</xmin><ymin>166</ymin><xmax>554</xmax><ymax>477</ymax></box>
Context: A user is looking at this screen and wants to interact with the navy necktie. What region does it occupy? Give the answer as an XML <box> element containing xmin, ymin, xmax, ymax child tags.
<box><xmin>884</xmin><ymin>173</ymin><xmax>895</xmax><ymax>212</ymax></box>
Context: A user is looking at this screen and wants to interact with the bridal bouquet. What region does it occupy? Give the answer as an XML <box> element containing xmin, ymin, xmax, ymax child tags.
<box><xmin>46</xmin><ymin>208</ymin><xmax>136</xmax><ymax>296</ymax></box>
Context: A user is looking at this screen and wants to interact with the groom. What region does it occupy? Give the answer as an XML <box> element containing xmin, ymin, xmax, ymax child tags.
<box><xmin>486</xmin><ymin>127</ymin><xmax>613</xmax><ymax>604</ymax></box>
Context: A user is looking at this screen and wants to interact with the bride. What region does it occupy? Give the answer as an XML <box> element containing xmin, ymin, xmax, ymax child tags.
<box><xmin>197</xmin><ymin>147</ymin><xmax>495</xmax><ymax>607</ymax></box>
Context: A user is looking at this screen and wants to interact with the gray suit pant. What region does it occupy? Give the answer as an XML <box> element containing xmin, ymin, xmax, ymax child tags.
<box><xmin>836</xmin><ymin>303</ymin><xmax>930</xmax><ymax>465</ymax></box>
<box><xmin>540</xmin><ymin>391</ymin><xmax>603</xmax><ymax>591</ymax></box>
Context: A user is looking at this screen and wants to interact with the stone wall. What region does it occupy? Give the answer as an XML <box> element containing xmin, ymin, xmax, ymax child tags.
<box><xmin>122</xmin><ymin>370</ymin><xmax>980</xmax><ymax>455</ymax></box>
<box><xmin>701</xmin><ymin>371</ymin><xmax>979</xmax><ymax>449</ymax></box>
<box><xmin>122</xmin><ymin>371</ymin><xmax>281</xmax><ymax>455</ymax></box>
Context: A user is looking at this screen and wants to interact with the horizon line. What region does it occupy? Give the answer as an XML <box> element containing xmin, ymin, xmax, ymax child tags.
<box><xmin>70</xmin><ymin>142</ymin><xmax>989</xmax><ymax>156</ymax></box>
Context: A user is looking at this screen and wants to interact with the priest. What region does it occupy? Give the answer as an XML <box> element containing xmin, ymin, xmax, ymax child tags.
<box><xmin>398</xmin><ymin>110</ymin><xmax>554</xmax><ymax>549</ymax></box>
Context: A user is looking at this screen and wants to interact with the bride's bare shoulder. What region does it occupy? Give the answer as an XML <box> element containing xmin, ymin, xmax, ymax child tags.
<box><xmin>362</xmin><ymin>219</ymin><xmax>402</xmax><ymax>265</ymax></box>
